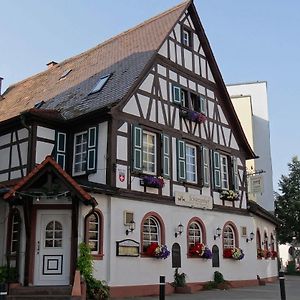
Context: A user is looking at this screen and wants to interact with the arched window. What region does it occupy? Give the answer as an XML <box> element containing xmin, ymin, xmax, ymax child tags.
<box><xmin>256</xmin><ymin>229</ymin><xmax>261</xmax><ymax>250</ymax></box>
<box><xmin>7</xmin><ymin>208</ymin><xmax>21</xmax><ymax>256</ymax></box>
<box><xmin>45</xmin><ymin>221</ymin><xmax>62</xmax><ymax>248</ymax></box>
<box><xmin>188</xmin><ymin>222</ymin><xmax>202</xmax><ymax>246</ymax></box>
<box><xmin>223</xmin><ymin>222</ymin><xmax>238</xmax><ymax>249</ymax></box>
<box><xmin>187</xmin><ymin>217</ymin><xmax>206</xmax><ymax>251</ymax></box>
<box><xmin>263</xmin><ymin>231</ymin><xmax>268</xmax><ymax>251</ymax></box>
<box><xmin>270</xmin><ymin>234</ymin><xmax>275</xmax><ymax>252</ymax></box>
<box><xmin>84</xmin><ymin>209</ymin><xmax>103</xmax><ymax>259</ymax></box>
<box><xmin>141</xmin><ymin>212</ymin><xmax>165</xmax><ymax>253</ymax></box>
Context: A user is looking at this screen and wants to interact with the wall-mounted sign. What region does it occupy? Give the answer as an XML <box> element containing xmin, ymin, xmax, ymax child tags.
<box><xmin>116</xmin><ymin>239</ymin><xmax>140</xmax><ymax>257</ymax></box>
<box><xmin>250</xmin><ymin>175</ymin><xmax>264</xmax><ymax>194</ymax></box>
<box><xmin>175</xmin><ymin>192</ymin><xmax>213</xmax><ymax>209</ymax></box>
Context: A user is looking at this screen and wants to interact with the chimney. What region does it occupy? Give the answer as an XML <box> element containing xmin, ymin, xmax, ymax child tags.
<box><xmin>46</xmin><ymin>61</ymin><xmax>58</xmax><ymax>69</ymax></box>
<box><xmin>0</xmin><ymin>77</ymin><xmax>3</xmax><ymax>96</ymax></box>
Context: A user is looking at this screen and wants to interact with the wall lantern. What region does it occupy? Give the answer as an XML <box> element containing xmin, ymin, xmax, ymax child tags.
<box><xmin>214</xmin><ymin>227</ymin><xmax>221</xmax><ymax>240</ymax></box>
<box><xmin>125</xmin><ymin>220</ymin><xmax>135</xmax><ymax>235</ymax></box>
<box><xmin>246</xmin><ymin>232</ymin><xmax>255</xmax><ymax>242</ymax></box>
<box><xmin>175</xmin><ymin>223</ymin><xmax>184</xmax><ymax>238</ymax></box>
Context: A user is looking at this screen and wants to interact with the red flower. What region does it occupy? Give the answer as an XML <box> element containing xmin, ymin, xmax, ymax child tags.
<box><xmin>271</xmin><ymin>251</ymin><xmax>278</xmax><ymax>258</ymax></box>
<box><xmin>223</xmin><ymin>248</ymin><xmax>233</xmax><ymax>258</ymax></box>
<box><xmin>146</xmin><ymin>242</ymin><xmax>159</xmax><ymax>256</ymax></box>
<box><xmin>189</xmin><ymin>243</ymin><xmax>205</xmax><ymax>256</ymax></box>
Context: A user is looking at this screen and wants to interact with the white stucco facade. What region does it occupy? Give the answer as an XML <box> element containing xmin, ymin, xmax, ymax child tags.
<box><xmin>227</xmin><ymin>82</ymin><xmax>274</xmax><ymax>212</ymax></box>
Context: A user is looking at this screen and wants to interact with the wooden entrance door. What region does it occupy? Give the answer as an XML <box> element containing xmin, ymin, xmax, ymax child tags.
<box><xmin>34</xmin><ymin>210</ymin><xmax>71</xmax><ymax>285</ymax></box>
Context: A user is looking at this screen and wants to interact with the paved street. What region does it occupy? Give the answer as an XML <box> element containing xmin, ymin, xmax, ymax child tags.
<box><xmin>115</xmin><ymin>275</ymin><xmax>300</xmax><ymax>300</ymax></box>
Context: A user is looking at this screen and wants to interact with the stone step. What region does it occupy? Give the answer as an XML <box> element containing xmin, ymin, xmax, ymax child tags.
<box><xmin>9</xmin><ymin>286</ymin><xmax>71</xmax><ymax>296</ymax></box>
<box><xmin>7</xmin><ymin>295</ymin><xmax>71</xmax><ymax>300</ymax></box>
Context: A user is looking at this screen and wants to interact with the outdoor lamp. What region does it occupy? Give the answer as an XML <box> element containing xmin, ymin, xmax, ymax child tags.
<box><xmin>175</xmin><ymin>223</ymin><xmax>184</xmax><ymax>238</ymax></box>
<box><xmin>246</xmin><ymin>232</ymin><xmax>255</xmax><ymax>242</ymax></box>
<box><xmin>214</xmin><ymin>227</ymin><xmax>221</xmax><ymax>240</ymax></box>
<box><xmin>125</xmin><ymin>220</ymin><xmax>135</xmax><ymax>235</ymax></box>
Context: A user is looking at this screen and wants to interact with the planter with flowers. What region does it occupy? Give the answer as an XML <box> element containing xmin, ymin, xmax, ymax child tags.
<box><xmin>145</xmin><ymin>242</ymin><xmax>170</xmax><ymax>259</ymax></box>
<box><xmin>189</xmin><ymin>243</ymin><xmax>212</xmax><ymax>259</ymax></box>
<box><xmin>180</xmin><ymin>109</ymin><xmax>207</xmax><ymax>124</ymax></box>
<box><xmin>219</xmin><ymin>190</ymin><xmax>239</xmax><ymax>201</ymax></box>
<box><xmin>141</xmin><ymin>176</ymin><xmax>164</xmax><ymax>188</ymax></box>
<box><xmin>271</xmin><ymin>250</ymin><xmax>278</xmax><ymax>259</ymax></box>
<box><xmin>264</xmin><ymin>250</ymin><xmax>272</xmax><ymax>259</ymax></box>
<box><xmin>257</xmin><ymin>248</ymin><xmax>264</xmax><ymax>259</ymax></box>
<box><xmin>223</xmin><ymin>247</ymin><xmax>244</xmax><ymax>260</ymax></box>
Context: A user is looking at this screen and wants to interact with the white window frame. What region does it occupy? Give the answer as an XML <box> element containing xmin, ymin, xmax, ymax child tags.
<box><xmin>188</xmin><ymin>221</ymin><xmax>202</xmax><ymax>246</ymax></box>
<box><xmin>142</xmin><ymin>216</ymin><xmax>160</xmax><ymax>251</ymax></box>
<box><xmin>220</xmin><ymin>154</ymin><xmax>229</xmax><ymax>189</ymax></box>
<box><xmin>223</xmin><ymin>225</ymin><xmax>235</xmax><ymax>249</ymax></box>
<box><xmin>87</xmin><ymin>213</ymin><xmax>100</xmax><ymax>254</ymax></box>
<box><xmin>186</xmin><ymin>144</ymin><xmax>197</xmax><ymax>183</ymax></box>
<box><xmin>183</xmin><ymin>29</ymin><xmax>190</xmax><ymax>47</ymax></box>
<box><xmin>200</xmin><ymin>95</ymin><xmax>207</xmax><ymax>115</ymax></box>
<box><xmin>142</xmin><ymin>131</ymin><xmax>157</xmax><ymax>175</ymax></box>
<box><xmin>73</xmin><ymin>131</ymin><xmax>88</xmax><ymax>175</ymax></box>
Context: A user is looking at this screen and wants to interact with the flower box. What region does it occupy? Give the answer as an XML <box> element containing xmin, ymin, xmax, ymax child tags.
<box><xmin>223</xmin><ymin>247</ymin><xmax>244</xmax><ymax>260</ymax></box>
<box><xmin>141</xmin><ymin>176</ymin><xmax>164</xmax><ymax>188</ymax></box>
<box><xmin>219</xmin><ymin>190</ymin><xmax>239</xmax><ymax>201</ymax></box>
<box><xmin>264</xmin><ymin>250</ymin><xmax>272</xmax><ymax>259</ymax></box>
<box><xmin>257</xmin><ymin>248</ymin><xmax>264</xmax><ymax>259</ymax></box>
<box><xmin>180</xmin><ymin>109</ymin><xmax>207</xmax><ymax>124</ymax></box>
<box><xmin>145</xmin><ymin>242</ymin><xmax>170</xmax><ymax>259</ymax></box>
<box><xmin>189</xmin><ymin>243</ymin><xmax>212</xmax><ymax>259</ymax></box>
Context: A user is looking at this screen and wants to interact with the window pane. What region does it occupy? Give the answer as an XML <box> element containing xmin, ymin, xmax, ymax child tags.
<box><xmin>143</xmin><ymin>217</ymin><xmax>160</xmax><ymax>251</ymax></box>
<box><xmin>142</xmin><ymin>132</ymin><xmax>156</xmax><ymax>174</ymax></box>
<box><xmin>74</xmin><ymin>132</ymin><xmax>88</xmax><ymax>174</ymax></box>
<box><xmin>186</xmin><ymin>145</ymin><xmax>196</xmax><ymax>183</ymax></box>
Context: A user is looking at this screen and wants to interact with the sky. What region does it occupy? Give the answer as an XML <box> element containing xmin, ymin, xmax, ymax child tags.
<box><xmin>1</xmin><ymin>0</ymin><xmax>299</xmax><ymax>192</ymax></box>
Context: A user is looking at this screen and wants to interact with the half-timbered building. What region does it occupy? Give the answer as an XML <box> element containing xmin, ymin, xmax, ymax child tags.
<box><xmin>0</xmin><ymin>0</ymin><xmax>278</xmax><ymax>297</ymax></box>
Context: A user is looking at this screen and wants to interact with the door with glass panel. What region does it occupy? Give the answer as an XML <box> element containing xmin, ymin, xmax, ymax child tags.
<box><xmin>34</xmin><ymin>210</ymin><xmax>71</xmax><ymax>285</ymax></box>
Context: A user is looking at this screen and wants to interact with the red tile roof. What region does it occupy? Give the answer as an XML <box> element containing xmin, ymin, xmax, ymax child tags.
<box><xmin>3</xmin><ymin>155</ymin><xmax>97</xmax><ymax>206</ymax></box>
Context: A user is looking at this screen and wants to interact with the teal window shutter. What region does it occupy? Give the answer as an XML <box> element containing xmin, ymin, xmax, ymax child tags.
<box><xmin>55</xmin><ymin>131</ymin><xmax>66</xmax><ymax>170</ymax></box>
<box><xmin>87</xmin><ymin>127</ymin><xmax>98</xmax><ymax>172</ymax></box>
<box><xmin>177</xmin><ymin>139</ymin><xmax>186</xmax><ymax>181</ymax></box>
<box><xmin>201</xmin><ymin>146</ymin><xmax>210</xmax><ymax>187</ymax></box>
<box><xmin>213</xmin><ymin>151</ymin><xmax>221</xmax><ymax>189</ymax></box>
<box><xmin>161</xmin><ymin>134</ymin><xmax>170</xmax><ymax>178</ymax></box>
<box><xmin>173</xmin><ymin>85</ymin><xmax>182</xmax><ymax>105</ymax></box>
<box><xmin>232</xmin><ymin>156</ymin><xmax>239</xmax><ymax>191</ymax></box>
<box><xmin>132</xmin><ymin>125</ymin><xmax>143</xmax><ymax>171</ymax></box>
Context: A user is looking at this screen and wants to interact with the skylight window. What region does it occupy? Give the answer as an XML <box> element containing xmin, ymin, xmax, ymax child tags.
<box><xmin>90</xmin><ymin>74</ymin><xmax>111</xmax><ymax>94</ymax></box>
<box><xmin>59</xmin><ymin>69</ymin><xmax>72</xmax><ymax>80</ymax></box>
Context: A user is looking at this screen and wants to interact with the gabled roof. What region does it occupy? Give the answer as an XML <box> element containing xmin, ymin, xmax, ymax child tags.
<box><xmin>0</xmin><ymin>0</ymin><xmax>190</xmax><ymax>121</ymax></box>
<box><xmin>3</xmin><ymin>156</ymin><xmax>97</xmax><ymax>206</ymax></box>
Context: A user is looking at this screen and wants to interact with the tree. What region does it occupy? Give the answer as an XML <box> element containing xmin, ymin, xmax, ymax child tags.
<box><xmin>275</xmin><ymin>156</ymin><xmax>300</xmax><ymax>244</ymax></box>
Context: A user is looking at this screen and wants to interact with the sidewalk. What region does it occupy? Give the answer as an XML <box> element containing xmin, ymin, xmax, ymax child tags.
<box><xmin>115</xmin><ymin>275</ymin><xmax>299</xmax><ymax>300</ymax></box>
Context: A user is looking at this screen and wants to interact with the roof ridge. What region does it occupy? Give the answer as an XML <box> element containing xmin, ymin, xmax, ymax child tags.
<box><xmin>3</xmin><ymin>0</ymin><xmax>191</xmax><ymax>94</ymax></box>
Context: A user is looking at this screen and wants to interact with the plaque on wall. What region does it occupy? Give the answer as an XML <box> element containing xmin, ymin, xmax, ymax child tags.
<box><xmin>116</xmin><ymin>239</ymin><xmax>140</xmax><ymax>257</ymax></box>
<box><xmin>175</xmin><ymin>192</ymin><xmax>213</xmax><ymax>209</ymax></box>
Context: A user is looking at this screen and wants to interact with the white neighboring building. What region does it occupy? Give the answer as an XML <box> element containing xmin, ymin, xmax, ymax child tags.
<box><xmin>227</xmin><ymin>82</ymin><xmax>282</xmax><ymax>268</ymax></box>
<box><xmin>227</xmin><ymin>81</ymin><xmax>274</xmax><ymax>212</ymax></box>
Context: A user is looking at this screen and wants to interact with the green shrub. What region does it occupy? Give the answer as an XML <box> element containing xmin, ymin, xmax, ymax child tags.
<box><xmin>286</xmin><ymin>261</ymin><xmax>296</xmax><ymax>274</ymax></box>
<box><xmin>172</xmin><ymin>268</ymin><xmax>186</xmax><ymax>287</ymax></box>
<box><xmin>77</xmin><ymin>243</ymin><xmax>109</xmax><ymax>299</ymax></box>
<box><xmin>214</xmin><ymin>271</ymin><xmax>225</xmax><ymax>284</ymax></box>
<box><xmin>0</xmin><ymin>267</ymin><xmax>17</xmax><ymax>283</ymax></box>
<box><xmin>202</xmin><ymin>271</ymin><xmax>230</xmax><ymax>290</ymax></box>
